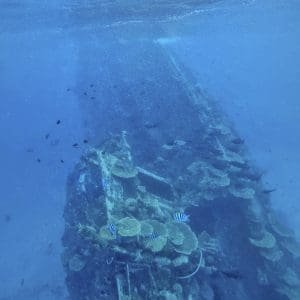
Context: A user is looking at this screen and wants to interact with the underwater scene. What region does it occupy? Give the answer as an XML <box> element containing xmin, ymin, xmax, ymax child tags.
<box><xmin>0</xmin><ymin>0</ymin><xmax>300</xmax><ymax>299</ymax></box>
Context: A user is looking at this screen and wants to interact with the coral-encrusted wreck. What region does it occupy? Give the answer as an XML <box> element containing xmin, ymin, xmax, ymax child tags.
<box><xmin>62</xmin><ymin>131</ymin><xmax>300</xmax><ymax>299</ymax></box>
<box><xmin>62</xmin><ymin>45</ymin><xmax>300</xmax><ymax>299</ymax></box>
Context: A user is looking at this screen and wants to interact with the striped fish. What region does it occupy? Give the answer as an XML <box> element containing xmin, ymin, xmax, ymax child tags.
<box><xmin>146</xmin><ymin>232</ymin><xmax>160</xmax><ymax>240</ymax></box>
<box><xmin>107</xmin><ymin>223</ymin><xmax>117</xmax><ymax>237</ymax></box>
<box><xmin>173</xmin><ymin>212</ymin><xmax>189</xmax><ymax>223</ymax></box>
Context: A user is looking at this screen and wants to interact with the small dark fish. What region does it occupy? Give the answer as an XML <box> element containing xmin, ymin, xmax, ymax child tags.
<box><xmin>83</xmin><ymin>139</ymin><xmax>88</xmax><ymax>144</ymax></box>
<box><xmin>56</xmin><ymin>120</ymin><xmax>61</xmax><ymax>125</ymax></box>
<box><xmin>26</xmin><ymin>148</ymin><xmax>34</xmax><ymax>153</ymax></box>
<box><xmin>83</xmin><ymin>92</ymin><xmax>88</xmax><ymax>96</ymax></box>
<box><xmin>20</xmin><ymin>278</ymin><xmax>24</xmax><ymax>286</ymax></box>
<box><xmin>60</xmin><ymin>159</ymin><xmax>64</xmax><ymax>163</ymax></box>
<box><xmin>220</xmin><ymin>270</ymin><xmax>243</xmax><ymax>280</ymax></box>
<box><xmin>90</xmin><ymin>84</ymin><xmax>94</xmax><ymax>87</ymax></box>
<box><xmin>37</xmin><ymin>158</ymin><xmax>41</xmax><ymax>163</ymax></box>
<box><xmin>144</xmin><ymin>122</ymin><xmax>159</xmax><ymax>129</ymax></box>
<box><xmin>90</xmin><ymin>96</ymin><xmax>95</xmax><ymax>100</ymax></box>
<box><xmin>262</xmin><ymin>188</ymin><xmax>277</xmax><ymax>194</ymax></box>
<box><xmin>4</xmin><ymin>214</ymin><xmax>11</xmax><ymax>222</ymax></box>
<box><xmin>66</xmin><ymin>88</ymin><xmax>71</xmax><ymax>92</ymax></box>
<box><xmin>45</xmin><ymin>133</ymin><xmax>50</xmax><ymax>139</ymax></box>
<box><xmin>231</xmin><ymin>138</ymin><xmax>244</xmax><ymax>145</ymax></box>
<box><xmin>72</xmin><ymin>143</ymin><xmax>79</xmax><ymax>148</ymax></box>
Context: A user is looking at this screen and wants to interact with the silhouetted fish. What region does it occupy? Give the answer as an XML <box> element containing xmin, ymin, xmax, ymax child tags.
<box><xmin>66</xmin><ymin>88</ymin><xmax>71</xmax><ymax>92</ymax></box>
<box><xmin>26</xmin><ymin>148</ymin><xmax>34</xmax><ymax>153</ymax></box>
<box><xmin>90</xmin><ymin>84</ymin><xmax>94</xmax><ymax>87</ymax></box>
<box><xmin>231</xmin><ymin>138</ymin><xmax>244</xmax><ymax>145</ymax></box>
<box><xmin>4</xmin><ymin>214</ymin><xmax>11</xmax><ymax>222</ymax></box>
<box><xmin>60</xmin><ymin>159</ymin><xmax>65</xmax><ymax>163</ymax></box>
<box><xmin>83</xmin><ymin>139</ymin><xmax>88</xmax><ymax>144</ymax></box>
<box><xmin>220</xmin><ymin>270</ymin><xmax>243</xmax><ymax>280</ymax></box>
<box><xmin>56</xmin><ymin>120</ymin><xmax>61</xmax><ymax>125</ymax></box>
<box><xmin>262</xmin><ymin>188</ymin><xmax>277</xmax><ymax>194</ymax></box>
<box><xmin>83</xmin><ymin>92</ymin><xmax>88</xmax><ymax>96</ymax></box>
<box><xmin>45</xmin><ymin>133</ymin><xmax>50</xmax><ymax>139</ymax></box>
<box><xmin>72</xmin><ymin>143</ymin><xmax>79</xmax><ymax>148</ymax></box>
<box><xmin>144</xmin><ymin>122</ymin><xmax>159</xmax><ymax>129</ymax></box>
<box><xmin>20</xmin><ymin>278</ymin><xmax>24</xmax><ymax>286</ymax></box>
<box><xmin>37</xmin><ymin>158</ymin><xmax>41</xmax><ymax>163</ymax></box>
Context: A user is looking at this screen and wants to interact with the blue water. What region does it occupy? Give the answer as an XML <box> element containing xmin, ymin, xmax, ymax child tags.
<box><xmin>0</xmin><ymin>0</ymin><xmax>299</xmax><ymax>299</ymax></box>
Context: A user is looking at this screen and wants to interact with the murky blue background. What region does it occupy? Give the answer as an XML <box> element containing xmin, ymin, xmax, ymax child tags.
<box><xmin>0</xmin><ymin>0</ymin><xmax>299</xmax><ymax>299</ymax></box>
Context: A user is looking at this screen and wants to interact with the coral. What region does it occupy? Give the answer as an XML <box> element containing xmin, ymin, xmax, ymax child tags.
<box><xmin>144</xmin><ymin>220</ymin><xmax>168</xmax><ymax>252</ymax></box>
<box><xmin>280</xmin><ymin>238</ymin><xmax>300</xmax><ymax>258</ymax></box>
<box><xmin>125</xmin><ymin>197</ymin><xmax>138</xmax><ymax>212</ymax></box>
<box><xmin>154</xmin><ymin>256</ymin><xmax>172</xmax><ymax>267</ymax></box>
<box><xmin>68</xmin><ymin>254</ymin><xmax>86</xmax><ymax>272</ymax></box>
<box><xmin>111</xmin><ymin>156</ymin><xmax>138</xmax><ymax>178</ymax></box>
<box><xmin>166</xmin><ymin>222</ymin><xmax>185</xmax><ymax>246</ymax></box>
<box><xmin>170</xmin><ymin>223</ymin><xmax>198</xmax><ymax>255</ymax></box>
<box><xmin>117</xmin><ymin>217</ymin><xmax>141</xmax><ymax>237</ymax></box>
<box><xmin>268</xmin><ymin>213</ymin><xmax>294</xmax><ymax>238</ymax></box>
<box><xmin>276</xmin><ymin>286</ymin><xmax>300</xmax><ymax>300</ymax></box>
<box><xmin>172</xmin><ymin>255</ymin><xmax>189</xmax><ymax>267</ymax></box>
<box><xmin>145</xmin><ymin>235</ymin><xmax>168</xmax><ymax>253</ymax></box>
<box><xmin>159</xmin><ymin>290</ymin><xmax>178</xmax><ymax>300</ymax></box>
<box><xmin>281</xmin><ymin>268</ymin><xmax>300</xmax><ymax>287</ymax></box>
<box><xmin>214</xmin><ymin>137</ymin><xmax>245</xmax><ymax>165</ymax></box>
<box><xmin>229</xmin><ymin>186</ymin><xmax>255</xmax><ymax>200</ymax></box>
<box><xmin>259</xmin><ymin>247</ymin><xmax>283</xmax><ymax>262</ymax></box>
<box><xmin>140</xmin><ymin>220</ymin><xmax>154</xmax><ymax>237</ymax></box>
<box><xmin>249</xmin><ymin>230</ymin><xmax>276</xmax><ymax>249</ymax></box>
<box><xmin>99</xmin><ymin>225</ymin><xmax>117</xmax><ymax>240</ymax></box>
<box><xmin>187</xmin><ymin>161</ymin><xmax>230</xmax><ymax>189</ymax></box>
<box><xmin>198</xmin><ymin>231</ymin><xmax>220</xmax><ymax>254</ymax></box>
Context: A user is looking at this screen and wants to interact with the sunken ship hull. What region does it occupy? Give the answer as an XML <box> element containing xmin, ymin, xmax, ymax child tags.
<box><xmin>62</xmin><ymin>43</ymin><xmax>300</xmax><ymax>300</ymax></box>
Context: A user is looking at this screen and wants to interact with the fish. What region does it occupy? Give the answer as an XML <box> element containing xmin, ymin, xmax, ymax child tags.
<box><xmin>56</xmin><ymin>120</ymin><xmax>61</xmax><ymax>125</ymax></box>
<box><xmin>231</xmin><ymin>138</ymin><xmax>244</xmax><ymax>145</ymax></box>
<box><xmin>144</xmin><ymin>122</ymin><xmax>159</xmax><ymax>129</ymax></box>
<box><xmin>146</xmin><ymin>232</ymin><xmax>160</xmax><ymax>240</ymax></box>
<box><xmin>83</xmin><ymin>139</ymin><xmax>88</xmax><ymax>144</ymax></box>
<box><xmin>60</xmin><ymin>159</ymin><xmax>64</xmax><ymax>163</ymax></box>
<box><xmin>262</xmin><ymin>188</ymin><xmax>276</xmax><ymax>194</ymax></box>
<box><xmin>37</xmin><ymin>158</ymin><xmax>41</xmax><ymax>163</ymax></box>
<box><xmin>4</xmin><ymin>214</ymin><xmax>11</xmax><ymax>222</ymax></box>
<box><xmin>72</xmin><ymin>143</ymin><xmax>79</xmax><ymax>148</ymax></box>
<box><xmin>45</xmin><ymin>133</ymin><xmax>50</xmax><ymax>139</ymax></box>
<box><xmin>107</xmin><ymin>223</ymin><xmax>117</xmax><ymax>237</ymax></box>
<box><xmin>173</xmin><ymin>212</ymin><xmax>189</xmax><ymax>223</ymax></box>
<box><xmin>220</xmin><ymin>269</ymin><xmax>243</xmax><ymax>280</ymax></box>
<box><xmin>26</xmin><ymin>148</ymin><xmax>34</xmax><ymax>153</ymax></box>
<box><xmin>20</xmin><ymin>278</ymin><xmax>24</xmax><ymax>286</ymax></box>
<box><xmin>66</xmin><ymin>88</ymin><xmax>71</xmax><ymax>92</ymax></box>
